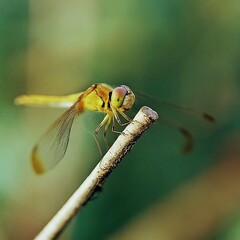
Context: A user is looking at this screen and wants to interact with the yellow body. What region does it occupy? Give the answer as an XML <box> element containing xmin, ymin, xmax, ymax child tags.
<box><xmin>14</xmin><ymin>93</ymin><xmax>81</xmax><ymax>108</ymax></box>
<box><xmin>15</xmin><ymin>83</ymin><xmax>133</xmax><ymax>113</ymax></box>
<box><xmin>15</xmin><ymin>83</ymin><xmax>135</xmax><ymax>174</ymax></box>
<box><xmin>76</xmin><ymin>84</ymin><xmax>113</xmax><ymax>113</ymax></box>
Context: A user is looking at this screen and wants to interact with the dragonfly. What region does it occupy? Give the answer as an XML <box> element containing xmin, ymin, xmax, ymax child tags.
<box><xmin>15</xmin><ymin>83</ymin><xmax>215</xmax><ymax>174</ymax></box>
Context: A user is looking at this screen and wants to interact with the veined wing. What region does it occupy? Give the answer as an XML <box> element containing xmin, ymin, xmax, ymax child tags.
<box><xmin>32</xmin><ymin>104</ymin><xmax>77</xmax><ymax>174</ymax></box>
<box><xmin>136</xmin><ymin>91</ymin><xmax>216</xmax><ymax>123</ymax></box>
<box><xmin>14</xmin><ymin>92</ymin><xmax>82</xmax><ymax>108</ymax></box>
<box><xmin>135</xmin><ymin>91</ymin><xmax>216</xmax><ymax>153</ymax></box>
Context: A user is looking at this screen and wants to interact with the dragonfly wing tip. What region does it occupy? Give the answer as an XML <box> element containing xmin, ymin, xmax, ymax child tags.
<box><xmin>32</xmin><ymin>147</ymin><xmax>45</xmax><ymax>174</ymax></box>
<box><xmin>203</xmin><ymin>113</ymin><xmax>216</xmax><ymax>124</ymax></box>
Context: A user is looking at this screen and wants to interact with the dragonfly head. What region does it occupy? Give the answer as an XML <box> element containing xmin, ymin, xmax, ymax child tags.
<box><xmin>111</xmin><ymin>85</ymin><xmax>135</xmax><ymax>111</ymax></box>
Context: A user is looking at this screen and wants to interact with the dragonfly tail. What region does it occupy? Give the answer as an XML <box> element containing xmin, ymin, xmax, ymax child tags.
<box><xmin>14</xmin><ymin>93</ymin><xmax>82</xmax><ymax>108</ymax></box>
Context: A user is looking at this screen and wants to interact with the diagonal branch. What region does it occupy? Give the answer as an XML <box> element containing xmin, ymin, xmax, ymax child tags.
<box><xmin>34</xmin><ymin>106</ymin><xmax>158</xmax><ymax>240</ymax></box>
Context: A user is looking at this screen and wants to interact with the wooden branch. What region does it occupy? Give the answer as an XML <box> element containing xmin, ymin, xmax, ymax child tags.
<box><xmin>34</xmin><ymin>106</ymin><xmax>158</xmax><ymax>240</ymax></box>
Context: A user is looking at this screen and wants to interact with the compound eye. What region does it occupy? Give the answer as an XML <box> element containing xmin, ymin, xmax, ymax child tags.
<box><xmin>111</xmin><ymin>86</ymin><xmax>128</xmax><ymax>108</ymax></box>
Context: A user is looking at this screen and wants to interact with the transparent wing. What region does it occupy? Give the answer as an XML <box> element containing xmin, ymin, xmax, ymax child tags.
<box><xmin>135</xmin><ymin>91</ymin><xmax>216</xmax><ymax>153</ymax></box>
<box><xmin>135</xmin><ymin>91</ymin><xmax>216</xmax><ymax>123</ymax></box>
<box><xmin>32</xmin><ymin>104</ymin><xmax>77</xmax><ymax>174</ymax></box>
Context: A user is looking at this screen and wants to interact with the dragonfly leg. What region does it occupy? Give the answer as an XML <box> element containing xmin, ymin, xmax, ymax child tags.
<box><xmin>118</xmin><ymin>110</ymin><xmax>132</xmax><ymax>123</ymax></box>
<box><xmin>111</xmin><ymin>117</ymin><xmax>128</xmax><ymax>137</ymax></box>
<box><xmin>94</xmin><ymin>114</ymin><xmax>110</xmax><ymax>155</ymax></box>
<box><xmin>111</xmin><ymin>117</ymin><xmax>122</xmax><ymax>134</ymax></box>
<box><xmin>112</xmin><ymin>107</ymin><xmax>132</xmax><ymax>127</ymax></box>
<box><xmin>103</xmin><ymin>116</ymin><xmax>112</xmax><ymax>149</ymax></box>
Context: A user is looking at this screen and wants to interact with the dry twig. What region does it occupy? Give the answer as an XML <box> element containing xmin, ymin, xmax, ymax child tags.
<box><xmin>34</xmin><ymin>106</ymin><xmax>158</xmax><ymax>240</ymax></box>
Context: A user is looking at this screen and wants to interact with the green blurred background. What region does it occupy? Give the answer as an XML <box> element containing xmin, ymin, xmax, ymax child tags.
<box><xmin>1</xmin><ymin>0</ymin><xmax>240</xmax><ymax>239</ymax></box>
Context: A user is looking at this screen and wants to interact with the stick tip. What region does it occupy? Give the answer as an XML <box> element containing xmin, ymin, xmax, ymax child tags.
<box><xmin>141</xmin><ymin>106</ymin><xmax>159</xmax><ymax>121</ymax></box>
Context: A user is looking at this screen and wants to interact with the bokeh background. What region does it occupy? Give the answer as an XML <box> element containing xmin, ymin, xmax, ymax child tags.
<box><xmin>1</xmin><ymin>0</ymin><xmax>240</xmax><ymax>239</ymax></box>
